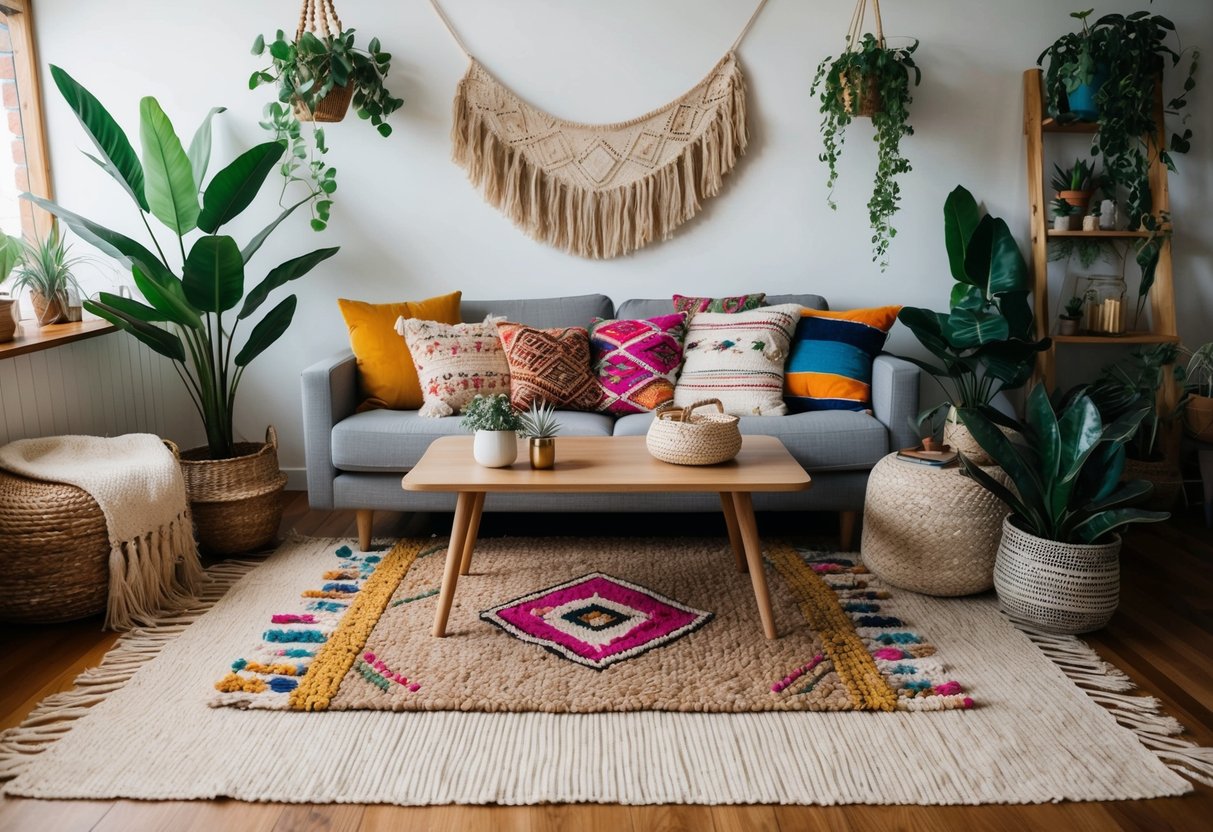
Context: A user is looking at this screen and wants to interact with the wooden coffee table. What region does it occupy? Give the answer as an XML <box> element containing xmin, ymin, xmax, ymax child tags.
<box><xmin>402</xmin><ymin>435</ymin><xmax>811</xmax><ymax>640</ymax></box>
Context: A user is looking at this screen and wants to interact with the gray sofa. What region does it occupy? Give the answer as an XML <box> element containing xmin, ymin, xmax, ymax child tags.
<box><xmin>302</xmin><ymin>293</ymin><xmax>919</xmax><ymax>545</ymax></box>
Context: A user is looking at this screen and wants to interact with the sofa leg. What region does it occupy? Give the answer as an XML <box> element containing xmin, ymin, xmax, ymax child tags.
<box><xmin>839</xmin><ymin>510</ymin><xmax>859</xmax><ymax>552</ymax></box>
<box><xmin>356</xmin><ymin>509</ymin><xmax>374</xmax><ymax>552</ymax></box>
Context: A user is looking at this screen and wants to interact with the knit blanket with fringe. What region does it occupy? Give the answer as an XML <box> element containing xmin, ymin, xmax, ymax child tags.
<box><xmin>0</xmin><ymin>433</ymin><xmax>202</xmax><ymax>630</ymax></box>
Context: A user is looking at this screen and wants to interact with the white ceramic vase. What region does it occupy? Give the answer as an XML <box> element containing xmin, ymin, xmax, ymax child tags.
<box><xmin>473</xmin><ymin>430</ymin><xmax>517</xmax><ymax>468</ymax></box>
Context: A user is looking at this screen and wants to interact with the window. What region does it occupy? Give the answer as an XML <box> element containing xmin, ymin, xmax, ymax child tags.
<box><xmin>0</xmin><ymin>0</ymin><xmax>51</xmax><ymax>239</ymax></box>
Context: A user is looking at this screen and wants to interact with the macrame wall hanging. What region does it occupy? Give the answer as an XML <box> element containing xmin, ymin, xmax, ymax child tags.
<box><xmin>428</xmin><ymin>0</ymin><xmax>767</xmax><ymax>259</ymax></box>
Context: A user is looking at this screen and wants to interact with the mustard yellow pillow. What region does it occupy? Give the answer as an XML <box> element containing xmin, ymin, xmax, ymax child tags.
<box><xmin>338</xmin><ymin>291</ymin><xmax>462</xmax><ymax>411</ymax></box>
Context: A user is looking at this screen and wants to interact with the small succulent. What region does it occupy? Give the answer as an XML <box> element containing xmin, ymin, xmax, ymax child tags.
<box><xmin>1051</xmin><ymin>196</ymin><xmax>1077</xmax><ymax>218</ymax></box>
<box><xmin>518</xmin><ymin>400</ymin><xmax>562</xmax><ymax>439</ymax></box>
<box><xmin>1063</xmin><ymin>295</ymin><xmax>1085</xmax><ymax>319</ymax></box>
<box><xmin>460</xmin><ymin>394</ymin><xmax>522</xmax><ymax>433</ymax></box>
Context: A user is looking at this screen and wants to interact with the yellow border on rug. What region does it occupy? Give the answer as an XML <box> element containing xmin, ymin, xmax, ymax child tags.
<box><xmin>767</xmin><ymin>542</ymin><xmax>898</xmax><ymax>711</ymax></box>
<box><xmin>288</xmin><ymin>539</ymin><xmax>426</xmax><ymax>711</ymax></box>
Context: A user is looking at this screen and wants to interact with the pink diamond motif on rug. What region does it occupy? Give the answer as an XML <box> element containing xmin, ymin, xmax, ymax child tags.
<box><xmin>480</xmin><ymin>573</ymin><xmax>713</xmax><ymax>670</ymax></box>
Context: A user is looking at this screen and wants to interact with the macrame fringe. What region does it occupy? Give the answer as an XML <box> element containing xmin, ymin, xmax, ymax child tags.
<box><xmin>1019</xmin><ymin>624</ymin><xmax>1213</xmax><ymax>787</ymax></box>
<box><xmin>451</xmin><ymin>57</ymin><xmax>748</xmax><ymax>259</ymax></box>
<box><xmin>0</xmin><ymin>559</ymin><xmax>259</xmax><ymax>783</ymax></box>
<box><xmin>105</xmin><ymin>508</ymin><xmax>205</xmax><ymax>631</ymax></box>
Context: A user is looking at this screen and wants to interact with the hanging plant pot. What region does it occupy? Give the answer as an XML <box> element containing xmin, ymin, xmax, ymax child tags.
<box><xmin>292</xmin><ymin>81</ymin><xmax>354</xmax><ymax>123</ymax></box>
<box><xmin>839</xmin><ymin>71</ymin><xmax>881</xmax><ymax>117</ymax></box>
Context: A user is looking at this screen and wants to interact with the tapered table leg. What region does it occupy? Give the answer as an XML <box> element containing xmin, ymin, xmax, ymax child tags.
<box><xmin>459</xmin><ymin>491</ymin><xmax>486</xmax><ymax>575</ymax></box>
<box><xmin>432</xmin><ymin>491</ymin><xmax>476</xmax><ymax>637</ymax></box>
<box><xmin>719</xmin><ymin>492</ymin><xmax>747</xmax><ymax>573</ymax></box>
<box><xmin>732</xmin><ymin>491</ymin><xmax>777</xmax><ymax>640</ymax></box>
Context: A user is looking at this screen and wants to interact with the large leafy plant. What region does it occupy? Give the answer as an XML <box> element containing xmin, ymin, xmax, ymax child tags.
<box><xmin>1088</xmin><ymin>343</ymin><xmax>1186</xmax><ymax>460</ymax></box>
<box><xmin>896</xmin><ymin>186</ymin><xmax>1050</xmax><ymax>411</ymax></box>
<box><xmin>811</xmin><ymin>33</ymin><xmax>920</xmax><ymax>271</ymax></box>
<box><xmin>27</xmin><ymin>66</ymin><xmax>339</xmax><ymax>459</ymax></box>
<box><xmin>1037</xmin><ymin>6</ymin><xmax>1199</xmax><ymax>228</ymax></box>
<box><xmin>251</xmin><ymin>27</ymin><xmax>401</xmax><ymax>231</ymax></box>
<box><xmin>958</xmin><ymin>385</ymin><xmax>1168</xmax><ymax>544</ymax></box>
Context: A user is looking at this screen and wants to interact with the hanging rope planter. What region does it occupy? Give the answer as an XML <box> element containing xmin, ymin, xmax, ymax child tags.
<box><xmin>292</xmin><ymin>0</ymin><xmax>354</xmax><ymax>122</ymax></box>
<box><xmin>840</xmin><ymin>0</ymin><xmax>886</xmax><ymax>117</ymax></box>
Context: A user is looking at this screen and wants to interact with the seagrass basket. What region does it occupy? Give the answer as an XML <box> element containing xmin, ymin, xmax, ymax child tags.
<box><xmin>292</xmin><ymin>82</ymin><xmax>354</xmax><ymax>122</ymax></box>
<box><xmin>646</xmin><ymin>399</ymin><xmax>742</xmax><ymax>466</ymax></box>
<box><xmin>179</xmin><ymin>426</ymin><xmax>286</xmax><ymax>556</ymax></box>
<box><xmin>840</xmin><ymin>71</ymin><xmax>881</xmax><ymax>118</ymax></box>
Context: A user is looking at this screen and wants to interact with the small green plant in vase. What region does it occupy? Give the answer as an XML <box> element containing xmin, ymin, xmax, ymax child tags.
<box><xmin>1059</xmin><ymin>294</ymin><xmax>1085</xmax><ymax>336</ymax></box>
<box><xmin>462</xmin><ymin>393</ymin><xmax>522</xmax><ymax>468</ymax></box>
<box><xmin>518</xmin><ymin>400</ymin><xmax>562</xmax><ymax>469</ymax></box>
<box><xmin>810</xmin><ymin>0</ymin><xmax>920</xmax><ymax>271</ymax></box>
<box><xmin>1051</xmin><ymin>197</ymin><xmax>1078</xmax><ymax>231</ymax></box>
<box><xmin>1051</xmin><ymin>158</ymin><xmax>1097</xmax><ymax>214</ymax></box>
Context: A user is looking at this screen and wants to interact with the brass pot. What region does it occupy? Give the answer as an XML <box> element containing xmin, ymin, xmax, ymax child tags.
<box><xmin>529</xmin><ymin>437</ymin><xmax>555</xmax><ymax>469</ymax></box>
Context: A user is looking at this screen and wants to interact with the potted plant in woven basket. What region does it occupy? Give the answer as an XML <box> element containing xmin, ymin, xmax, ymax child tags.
<box><xmin>957</xmin><ymin>385</ymin><xmax>1169</xmax><ymax>634</ymax></box>
<box><xmin>250</xmin><ymin>0</ymin><xmax>402</xmax><ymax>232</ymax></box>
<box><xmin>5</xmin><ymin>228</ymin><xmax>85</xmax><ymax>326</ymax></box>
<box><xmin>461</xmin><ymin>394</ymin><xmax>522</xmax><ymax>468</ymax></box>
<box><xmin>0</xmin><ymin>230</ymin><xmax>23</xmax><ymax>342</ymax></box>
<box><xmin>896</xmin><ymin>186</ymin><xmax>1051</xmax><ymax>464</ymax></box>
<box><xmin>810</xmin><ymin>0</ymin><xmax>920</xmax><ymax>271</ymax></box>
<box><xmin>25</xmin><ymin>67</ymin><xmax>340</xmax><ymax>555</ymax></box>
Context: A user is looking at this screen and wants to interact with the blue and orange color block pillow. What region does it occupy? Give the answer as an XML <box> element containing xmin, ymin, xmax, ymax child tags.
<box><xmin>783</xmin><ymin>305</ymin><xmax>901</xmax><ymax>413</ymax></box>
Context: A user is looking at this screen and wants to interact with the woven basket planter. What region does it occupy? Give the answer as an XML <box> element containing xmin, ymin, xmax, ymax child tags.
<box><xmin>647</xmin><ymin>399</ymin><xmax>741</xmax><ymax>466</ymax></box>
<box><xmin>0</xmin><ymin>297</ymin><xmax>16</xmax><ymax>342</ymax></box>
<box><xmin>993</xmin><ymin>515</ymin><xmax>1121</xmax><ymax>634</ymax></box>
<box><xmin>180</xmin><ymin>426</ymin><xmax>286</xmax><ymax>556</ymax></box>
<box><xmin>1122</xmin><ymin>456</ymin><xmax>1183</xmax><ymax>511</ymax></box>
<box><xmin>0</xmin><ymin>469</ymin><xmax>110</xmax><ymax>623</ymax></box>
<box><xmin>840</xmin><ymin>71</ymin><xmax>881</xmax><ymax>117</ymax></box>
<box><xmin>1185</xmin><ymin>394</ymin><xmax>1213</xmax><ymax>443</ymax></box>
<box><xmin>860</xmin><ymin>454</ymin><xmax>1010</xmax><ymax>596</ymax></box>
<box><xmin>292</xmin><ymin>82</ymin><xmax>354</xmax><ymax>123</ymax></box>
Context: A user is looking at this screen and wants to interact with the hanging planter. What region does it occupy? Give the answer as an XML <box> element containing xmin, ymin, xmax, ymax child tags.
<box><xmin>251</xmin><ymin>0</ymin><xmax>403</xmax><ymax>230</ymax></box>
<box><xmin>811</xmin><ymin>0</ymin><xmax>920</xmax><ymax>271</ymax></box>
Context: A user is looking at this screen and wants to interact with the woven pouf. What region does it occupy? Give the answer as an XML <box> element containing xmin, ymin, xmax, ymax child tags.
<box><xmin>0</xmin><ymin>469</ymin><xmax>109</xmax><ymax>623</ymax></box>
<box><xmin>860</xmin><ymin>453</ymin><xmax>1010</xmax><ymax>596</ymax></box>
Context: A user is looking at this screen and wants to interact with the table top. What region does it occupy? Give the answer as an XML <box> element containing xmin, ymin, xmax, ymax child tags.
<box><xmin>402</xmin><ymin>435</ymin><xmax>812</xmax><ymax>493</ymax></box>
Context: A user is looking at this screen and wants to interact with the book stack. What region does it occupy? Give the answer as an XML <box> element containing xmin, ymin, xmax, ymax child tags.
<box><xmin>896</xmin><ymin>447</ymin><xmax>959</xmax><ymax>467</ymax></box>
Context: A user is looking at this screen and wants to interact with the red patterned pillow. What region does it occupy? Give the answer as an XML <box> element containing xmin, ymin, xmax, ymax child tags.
<box><xmin>496</xmin><ymin>322</ymin><xmax>605</xmax><ymax>411</ymax></box>
<box><xmin>673</xmin><ymin>292</ymin><xmax>766</xmax><ymax>315</ymax></box>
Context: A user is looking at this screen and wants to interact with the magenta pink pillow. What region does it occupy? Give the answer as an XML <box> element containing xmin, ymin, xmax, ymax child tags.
<box><xmin>589</xmin><ymin>313</ymin><xmax>688</xmax><ymax>415</ymax></box>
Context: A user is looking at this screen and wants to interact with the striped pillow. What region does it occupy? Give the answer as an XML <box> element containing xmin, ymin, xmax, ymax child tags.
<box><xmin>784</xmin><ymin>306</ymin><xmax>901</xmax><ymax>413</ymax></box>
<box><xmin>673</xmin><ymin>304</ymin><xmax>802</xmax><ymax>417</ymax></box>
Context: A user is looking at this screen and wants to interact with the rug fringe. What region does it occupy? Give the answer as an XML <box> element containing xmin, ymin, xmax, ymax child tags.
<box><xmin>0</xmin><ymin>558</ymin><xmax>262</xmax><ymax>783</ymax></box>
<box><xmin>1019</xmin><ymin>624</ymin><xmax>1213</xmax><ymax>787</ymax></box>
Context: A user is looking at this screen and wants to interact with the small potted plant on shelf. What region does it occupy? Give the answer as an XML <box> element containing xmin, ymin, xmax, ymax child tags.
<box><xmin>897</xmin><ymin>186</ymin><xmax>1051</xmax><ymax>464</ymax></box>
<box><xmin>5</xmin><ymin>228</ymin><xmax>85</xmax><ymax>326</ymax></box>
<box><xmin>1052</xmin><ymin>158</ymin><xmax>1097</xmax><ymax>214</ymax></box>
<box><xmin>1036</xmin><ymin>6</ymin><xmax>1198</xmax><ymax>230</ymax></box>
<box><xmin>518</xmin><ymin>400</ymin><xmax>562</xmax><ymax>469</ymax></box>
<box><xmin>1089</xmin><ymin>344</ymin><xmax>1187</xmax><ymax>509</ymax></box>
<box><xmin>461</xmin><ymin>394</ymin><xmax>522</xmax><ymax>468</ymax></box>
<box><xmin>1082</xmin><ymin>204</ymin><xmax>1101</xmax><ymax>232</ymax></box>
<box><xmin>958</xmin><ymin>384</ymin><xmax>1168</xmax><ymax>634</ymax></box>
<box><xmin>1051</xmin><ymin>197</ymin><xmax>1078</xmax><ymax>231</ymax></box>
<box><xmin>1184</xmin><ymin>342</ymin><xmax>1213</xmax><ymax>442</ymax></box>
<box><xmin>251</xmin><ymin>0</ymin><xmax>402</xmax><ymax>232</ymax></box>
<box><xmin>0</xmin><ymin>230</ymin><xmax>24</xmax><ymax>342</ymax></box>
<box><xmin>810</xmin><ymin>0</ymin><xmax>920</xmax><ymax>272</ymax></box>
<box><xmin>1058</xmin><ymin>295</ymin><xmax>1085</xmax><ymax>336</ymax></box>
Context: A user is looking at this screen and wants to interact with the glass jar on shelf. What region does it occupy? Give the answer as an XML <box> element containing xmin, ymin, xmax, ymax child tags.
<box><xmin>1078</xmin><ymin>274</ymin><xmax>1127</xmax><ymax>335</ymax></box>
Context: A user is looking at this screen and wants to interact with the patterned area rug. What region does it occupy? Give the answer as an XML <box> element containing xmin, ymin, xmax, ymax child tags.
<box><xmin>211</xmin><ymin>538</ymin><xmax>974</xmax><ymax>714</ymax></box>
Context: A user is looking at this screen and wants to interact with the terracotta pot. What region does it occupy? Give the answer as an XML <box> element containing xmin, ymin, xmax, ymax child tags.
<box><xmin>0</xmin><ymin>298</ymin><xmax>16</xmax><ymax>343</ymax></box>
<box><xmin>30</xmin><ymin>290</ymin><xmax>68</xmax><ymax>326</ymax></box>
<box><xmin>1058</xmin><ymin>189</ymin><xmax>1093</xmax><ymax>213</ymax></box>
<box><xmin>178</xmin><ymin>426</ymin><xmax>287</xmax><ymax>555</ymax></box>
<box><xmin>1185</xmin><ymin>394</ymin><xmax>1213</xmax><ymax>444</ymax></box>
<box><xmin>1122</xmin><ymin>456</ymin><xmax>1183</xmax><ymax>511</ymax></box>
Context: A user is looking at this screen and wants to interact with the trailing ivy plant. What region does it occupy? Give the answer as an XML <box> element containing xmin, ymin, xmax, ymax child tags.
<box><xmin>251</xmin><ymin>28</ymin><xmax>402</xmax><ymax>231</ymax></box>
<box><xmin>1036</xmin><ymin>6</ymin><xmax>1199</xmax><ymax>229</ymax></box>
<box><xmin>811</xmin><ymin>33</ymin><xmax>920</xmax><ymax>271</ymax></box>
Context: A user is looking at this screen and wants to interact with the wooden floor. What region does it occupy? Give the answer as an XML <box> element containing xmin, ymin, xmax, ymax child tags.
<box><xmin>1</xmin><ymin>492</ymin><xmax>1210</xmax><ymax>832</ymax></box>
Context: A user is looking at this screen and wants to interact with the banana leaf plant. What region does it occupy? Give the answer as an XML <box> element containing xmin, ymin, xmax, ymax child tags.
<box><xmin>25</xmin><ymin>66</ymin><xmax>339</xmax><ymax>459</ymax></box>
<box><xmin>896</xmin><ymin>185</ymin><xmax>1051</xmax><ymax>413</ymax></box>
<box><xmin>957</xmin><ymin>385</ymin><xmax>1168</xmax><ymax>544</ymax></box>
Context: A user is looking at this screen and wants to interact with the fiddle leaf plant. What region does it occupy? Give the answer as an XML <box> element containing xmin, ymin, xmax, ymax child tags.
<box><xmin>251</xmin><ymin>28</ymin><xmax>402</xmax><ymax>231</ymax></box>
<box><xmin>25</xmin><ymin>66</ymin><xmax>340</xmax><ymax>460</ymax></box>
<box><xmin>811</xmin><ymin>33</ymin><xmax>921</xmax><ymax>271</ymax></box>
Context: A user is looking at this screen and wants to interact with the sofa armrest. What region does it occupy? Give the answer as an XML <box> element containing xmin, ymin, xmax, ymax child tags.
<box><xmin>301</xmin><ymin>351</ymin><xmax>358</xmax><ymax>510</ymax></box>
<box><xmin>871</xmin><ymin>354</ymin><xmax>920</xmax><ymax>452</ymax></box>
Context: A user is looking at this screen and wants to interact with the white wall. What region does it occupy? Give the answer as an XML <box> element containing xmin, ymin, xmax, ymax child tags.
<box><xmin>32</xmin><ymin>0</ymin><xmax>1213</xmax><ymax>475</ymax></box>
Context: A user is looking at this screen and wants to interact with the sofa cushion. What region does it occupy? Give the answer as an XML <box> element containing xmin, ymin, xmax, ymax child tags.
<box><xmin>497</xmin><ymin>323</ymin><xmax>605</xmax><ymax>411</ymax></box>
<box><xmin>612</xmin><ymin>410</ymin><xmax>888</xmax><ymax>472</ymax></box>
<box><xmin>461</xmin><ymin>294</ymin><xmax>614</xmax><ymax>329</ymax></box>
<box><xmin>337</xmin><ymin>291</ymin><xmax>462</xmax><ymax>411</ymax></box>
<box><xmin>784</xmin><ymin>305</ymin><xmax>901</xmax><ymax>413</ymax></box>
<box><xmin>590</xmin><ymin>312</ymin><xmax>688</xmax><ymax>415</ymax></box>
<box><xmin>399</xmin><ymin>316</ymin><xmax>511</xmax><ymax>417</ymax></box>
<box><xmin>673</xmin><ymin>303</ymin><xmax>802</xmax><ymax>417</ymax></box>
<box><xmin>333</xmin><ymin>410</ymin><xmax>615</xmax><ymax>471</ymax></box>
<box><xmin>617</xmin><ymin>293</ymin><xmax>829</xmax><ymax>321</ymax></box>
<box><xmin>672</xmin><ymin>292</ymin><xmax>765</xmax><ymax>315</ymax></box>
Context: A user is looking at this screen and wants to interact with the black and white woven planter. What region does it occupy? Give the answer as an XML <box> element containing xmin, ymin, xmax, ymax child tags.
<box><xmin>993</xmin><ymin>515</ymin><xmax>1121</xmax><ymax>634</ymax></box>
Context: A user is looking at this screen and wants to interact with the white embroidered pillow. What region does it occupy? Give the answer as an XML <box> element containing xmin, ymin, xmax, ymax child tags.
<box><xmin>397</xmin><ymin>315</ymin><xmax>510</xmax><ymax>417</ymax></box>
<box><xmin>672</xmin><ymin>303</ymin><xmax>802</xmax><ymax>417</ymax></box>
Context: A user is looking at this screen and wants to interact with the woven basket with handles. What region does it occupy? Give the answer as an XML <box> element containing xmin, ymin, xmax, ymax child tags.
<box><xmin>646</xmin><ymin>399</ymin><xmax>742</xmax><ymax>466</ymax></box>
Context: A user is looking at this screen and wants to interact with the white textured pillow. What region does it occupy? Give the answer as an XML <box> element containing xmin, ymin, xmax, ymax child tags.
<box><xmin>672</xmin><ymin>303</ymin><xmax>801</xmax><ymax>417</ymax></box>
<box><xmin>397</xmin><ymin>315</ymin><xmax>510</xmax><ymax>417</ymax></box>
